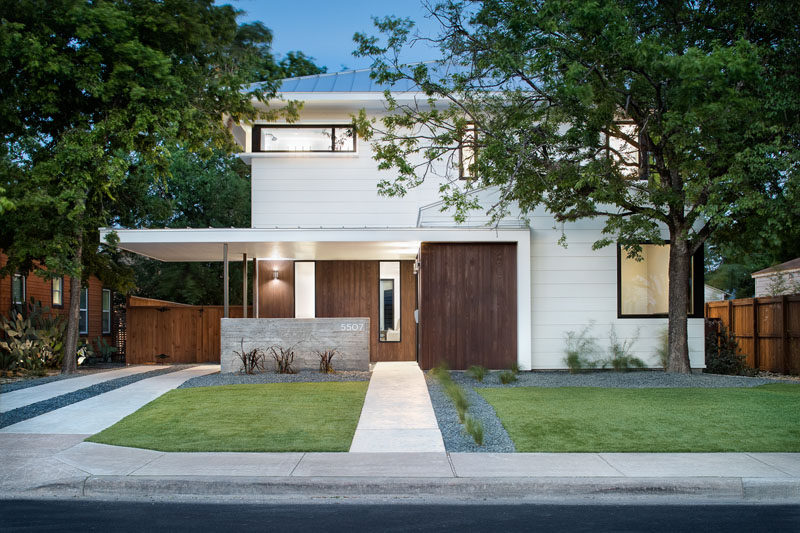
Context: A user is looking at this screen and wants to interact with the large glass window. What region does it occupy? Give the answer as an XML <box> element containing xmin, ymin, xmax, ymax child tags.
<box><xmin>254</xmin><ymin>125</ymin><xmax>356</xmax><ymax>152</ymax></box>
<box><xmin>52</xmin><ymin>277</ymin><xmax>63</xmax><ymax>307</ymax></box>
<box><xmin>618</xmin><ymin>244</ymin><xmax>702</xmax><ymax>318</ymax></box>
<box><xmin>459</xmin><ymin>123</ymin><xmax>477</xmax><ymax>179</ymax></box>
<box><xmin>379</xmin><ymin>261</ymin><xmax>401</xmax><ymax>342</ymax></box>
<box><xmin>102</xmin><ymin>289</ymin><xmax>112</xmax><ymax>334</ymax></box>
<box><xmin>79</xmin><ymin>288</ymin><xmax>88</xmax><ymax>334</ymax></box>
<box><xmin>294</xmin><ymin>262</ymin><xmax>316</xmax><ymax>318</ymax></box>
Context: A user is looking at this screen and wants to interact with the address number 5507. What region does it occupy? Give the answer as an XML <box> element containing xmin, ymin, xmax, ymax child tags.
<box><xmin>340</xmin><ymin>323</ymin><xmax>365</xmax><ymax>331</ymax></box>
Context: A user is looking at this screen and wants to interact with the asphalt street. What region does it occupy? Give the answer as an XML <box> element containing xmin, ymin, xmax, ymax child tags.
<box><xmin>2</xmin><ymin>501</ymin><xmax>799</xmax><ymax>532</ymax></box>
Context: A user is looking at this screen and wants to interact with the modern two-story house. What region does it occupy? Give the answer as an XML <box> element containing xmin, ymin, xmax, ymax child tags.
<box><xmin>104</xmin><ymin>68</ymin><xmax>705</xmax><ymax>370</ymax></box>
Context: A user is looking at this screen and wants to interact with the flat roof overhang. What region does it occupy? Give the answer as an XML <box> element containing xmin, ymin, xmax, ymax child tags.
<box><xmin>100</xmin><ymin>227</ymin><xmax>531</xmax><ymax>262</ymax></box>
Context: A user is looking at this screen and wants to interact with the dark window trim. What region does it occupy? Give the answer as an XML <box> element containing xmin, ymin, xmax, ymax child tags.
<box><xmin>378</xmin><ymin>262</ymin><xmax>401</xmax><ymax>343</ymax></box>
<box><xmin>293</xmin><ymin>260</ymin><xmax>316</xmax><ymax>319</ymax></box>
<box><xmin>252</xmin><ymin>124</ymin><xmax>357</xmax><ymax>153</ymax></box>
<box><xmin>11</xmin><ymin>273</ymin><xmax>26</xmax><ymax>307</ymax></box>
<box><xmin>101</xmin><ymin>288</ymin><xmax>112</xmax><ymax>334</ymax></box>
<box><xmin>79</xmin><ymin>287</ymin><xmax>89</xmax><ymax>335</ymax></box>
<box><xmin>51</xmin><ymin>277</ymin><xmax>64</xmax><ymax>308</ymax></box>
<box><xmin>616</xmin><ymin>242</ymin><xmax>704</xmax><ymax>319</ymax></box>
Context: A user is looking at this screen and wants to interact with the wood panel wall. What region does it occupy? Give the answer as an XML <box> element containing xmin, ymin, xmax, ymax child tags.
<box><xmin>257</xmin><ymin>260</ymin><xmax>294</xmax><ymax>318</ymax></box>
<box><xmin>418</xmin><ymin>243</ymin><xmax>517</xmax><ymax>370</ymax></box>
<box><xmin>315</xmin><ymin>260</ymin><xmax>416</xmax><ymax>363</ymax></box>
<box><xmin>706</xmin><ymin>295</ymin><xmax>800</xmax><ymax>374</ymax></box>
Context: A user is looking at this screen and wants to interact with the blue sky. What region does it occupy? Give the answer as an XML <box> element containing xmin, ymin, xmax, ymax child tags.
<box><xmin>223</xmin><ymin>0</ymin><xmax>441</xmax><ymax>72</ymax></box>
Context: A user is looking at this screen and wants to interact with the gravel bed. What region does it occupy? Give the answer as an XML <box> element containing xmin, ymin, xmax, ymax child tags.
<box><xmin>426</xmin><ymin>375</ymin><xmax>515</xmax><ymax>453</ymax></box>
<box><xmin>178</xmin><ymin>370</ymin><xmax>372</xmax><ymax>388</ymax></box>
<box><xmin>0</xmin><ymin>365</ymin><xmax>126</xmax><ymax>394</ymax></box>
<box><xmin>0</xmin><ymin>365</ymin><xmax>190</xmax><ymax>429</ymax></box>
<box><xmin>451</xmin><ymin>370</ymin><xmax>787</xmax><ymax>388</ymax></box>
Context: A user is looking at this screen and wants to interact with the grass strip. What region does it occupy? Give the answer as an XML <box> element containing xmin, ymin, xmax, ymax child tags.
<box><xmin>479</xmin><ymin>384</ymin><xmax>800</xmax><ymax>452</ymax></box>
<box><xmin>88</xmin><ymin>382</ymin><xmax>368</xmax><ymax>452</ymax></box>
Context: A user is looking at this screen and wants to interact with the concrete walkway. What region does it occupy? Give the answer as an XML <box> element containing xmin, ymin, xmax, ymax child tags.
<box><xmin>349</xmin><ymin>362</ymin><xmax>445</xmax><ymax>453</ymax></box>
<box><xmin>1</xmin><ymin>434</ymin><xmax>799</xmax><ymax>503</ymax></box>
<box><xmin>0</xmin><ymin>366</ymin><xmax>157</xmax><ymax>413</ymax></box>
<box><xmin>0</xmin><ymin>365</ymin><xmax>218</xmax><ymax>435</ymax></box>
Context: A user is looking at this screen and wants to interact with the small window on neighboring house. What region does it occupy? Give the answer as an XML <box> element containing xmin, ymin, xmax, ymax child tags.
<box><xmin>52</xmin><ymin>277</ymin><xmax>64</xmax><ymax>307</ymax></box>
<box><xmin>253</xmin><ymin>125</ymin><xmax>357</xmax><ymax>152</ymax></box>
<box><xmin>102</xmin><ymin>289</ymin><xmax>112</xmax><ymax>334</ymax></box>
<box><xmin>618</xmin><ymin>243</ymin><xmax>704</xmax><ymax>318</ymax></box>
<box><xmin>11</xmin><ymin>273</ymin><xmax>25</xmax><ymax>313</ymax></box>
<box><xmin>459</xmin><ymin>123</ymin><xmax>477</xmax><ymax>180</ymax></box>
<box><xmin>79</xmin><ymin>288</ymin><xmax>89</xmax><ymax>334</ymax></box>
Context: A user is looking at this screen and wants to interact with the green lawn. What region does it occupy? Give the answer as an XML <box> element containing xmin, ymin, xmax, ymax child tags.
<box><xmin>88</xmin><ymin>382</ymin><xmax>369</xmax><ymax>452</ymax></box>
<box><xmin>479</xmin><ymin>384</ymin><xmax>800</xmax><ymax>452</ymax></box>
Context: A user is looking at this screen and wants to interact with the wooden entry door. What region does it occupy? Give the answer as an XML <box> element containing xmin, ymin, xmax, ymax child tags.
<box><xmin>418</xmin><ymin>243</ymin><xmax>517</xmax><ymax>370</ymax></box>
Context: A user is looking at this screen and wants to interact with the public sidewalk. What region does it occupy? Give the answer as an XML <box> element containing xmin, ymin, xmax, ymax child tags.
<box><xmin>0</xmin><ymin>365</ymin><xmax>218</xmax><ymax>434</ymax></box>
<box><xmin>1</xmin><ymin>434</ymin><xmax>799</xmax><ymax>503</ymax></box>
<box><xmin>349</xmin><ymin>362</ymin><xmax>445</xmax><ymax>453</ymax></box>
<box><xmin>0</xmin><ymin>366</ymin><xmax>156</xmax><ymax>413</ymax></box>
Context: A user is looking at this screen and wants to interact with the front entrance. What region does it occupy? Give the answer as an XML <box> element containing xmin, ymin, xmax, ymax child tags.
<box><xmin>417</xmin><ymin>243</ymin><xmax>518</xmax><ymax>370</ymax></box>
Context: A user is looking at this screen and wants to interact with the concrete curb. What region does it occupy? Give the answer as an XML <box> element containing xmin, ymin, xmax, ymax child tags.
<box><xmin>19</xmin><ymin>476</ymin><xmax>800</xmax><ymax>504</ymax></box>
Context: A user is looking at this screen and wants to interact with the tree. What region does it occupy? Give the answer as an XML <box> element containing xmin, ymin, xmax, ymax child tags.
<box><xmin>353</xmin><ymin>0</ymin><xmax>800</xmax><ymax>372</ymax></box>
<box><xmin>0</xmin><ymin>0</ymin><xmax>279</xmax><ymax>373</ymax></box>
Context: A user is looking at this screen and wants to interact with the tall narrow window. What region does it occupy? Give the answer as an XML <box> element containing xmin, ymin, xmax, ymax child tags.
<box><xmin>79</xmin><ymin>288</ymin><xmax>89</xmax><ymax>334</ymax></box>
<box><xmin>379</xmin><ymin>261</ymin><xmax>401</xmax><ymax>342</ymax></box>
<box><xmin>459</xmin><ymin>123</ymin><xmax>477</xmax><ymax>179</ymax></box>
<box><xmin>294</xmin><ymin>262</ymin><xmax>316</xmax><ymax>318</ymax></box>
<box><xmin>11</xmin><ymin>273</ymin><xmax>25</xmax><ymax>313</ymax></box>
<box><xmin>52</xmin><ymin>277</ymin><xmax>64</xmax><ymax>307</ymax></box>
<box><xmin>102</xmin><ymin>289</ymin><xmax>112</xmax><ymax>334</ymax></box>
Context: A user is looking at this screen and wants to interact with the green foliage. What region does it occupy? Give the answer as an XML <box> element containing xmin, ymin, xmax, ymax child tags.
<box><xmin>602</xmin><ymin>326</ymin><xmax>646</xmax><ymax>372</ymax></box>
<box><xmin>563</xmin><ymin>325</ymin><xmax>600</xmax><ymax>373</ymax></box>
<box><xmin>431</xmin><ymin>363</ymin><xmax>469</xmax><ymax>422</ymax></box>
<box><xmin>355</xmin><ymin>0</ymin><xmax>800</xmax><ymax>373</ymax></box>
<box><xmin>466</xmin><ymin>365</ymin><xmax>487</xmax><ymax>382</ymax></box>
<box><xmin>498</xmin><ymin>370</ymin><xmax>517</xmax><ymax>384</ymax></box>
<box><xmin>0</xmin><ymin>299</ymin><xmax>65</xmax><ymax>373</ymax></box>
<box><xmin>464</xmin><ymin>414</ymin><xmax>484</xmax><ymax>446</ymax></box>
<box><xmin>705</xmin><ymin>321</ymin><xmax>755</xmax><ymax>376</ymax></box>
<box><xmin>94</xmin><ymin>337</ymin><xmax>118</xmax><ymax>363</ymax></box>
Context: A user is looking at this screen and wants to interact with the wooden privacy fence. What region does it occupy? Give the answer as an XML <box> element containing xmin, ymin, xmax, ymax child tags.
<box><xmin>705</xmin><ymin>295</ymin><xmax>800</xmax><ymax>375</ymax></box>
<box><xmin>126</xmin><ymin>297</ymin><xmax>252</xmax><ymax>364</ymax></box>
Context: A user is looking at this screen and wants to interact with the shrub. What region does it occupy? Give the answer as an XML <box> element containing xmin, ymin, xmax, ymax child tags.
<box><xmin>269</xmin><ymin>344</ymin><xmax>298</xmax><ymax>374</ymax></box>
<box><xmin>0</xmin><ymin>299</ymin><xmax>66</xmax><ymax>373</ymax></box>
<box><xmin>563</xmin><ymin>324</ymin><xmax>600</xmax><ymax>373</ymax></box>
<box><xmin>464</xmin><ymin>414</ymin><xmax>484</xmax><ymax>446</ymax></box>
<box><xmin>316</xmin><ymin>348</ymin><xmax>339</xmax><ymax>374</ymax></box>
<box><xmin>466</xmin><ymin>365</ymin><xmax>487</xmax><ymax>382</ymax></box>
<box><xmin>602</xmin><ymin>326</ymin><xmax>646</xmax><ymax>371</ymax></box>
<box><xmin>705</xmin><ymin>321</ymin><xmax>754</xmax><ymax>376</ymax></box>
<box><xmin>498</xmin><ymin>370</ymin><xmax>517</xmax><ymax>384</ymax></box>
<box><xmin>234</xmin><ymin>339</ymin><xmax>265</xmax><ymax>374</ymax></box>
<box><xmin>95</xmin><ymin>336</ymin><xmax>118</xmax><ymax>363</ymax></box>
<box><xmin>510</xmin><ymin>362</ymin><xmax>521</xmax><ymax>375</ymax></box>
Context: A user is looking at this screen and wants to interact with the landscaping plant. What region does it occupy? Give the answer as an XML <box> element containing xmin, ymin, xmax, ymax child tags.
<box><xmin>0</xmin><ymin>299</ymin><xmax>66</xmax><ymax>374</ymax></box>
<box><xmin>466</xmin><ymin>365</ymin><xmax>487</xmax><ymax>382</ymax></box>
<box><xmin>602</xmin><ymin>326</ymin><xmax>646</xmax><ymax>372</ymax></box>
<box><xmin>269</xmin><ymin>344</ymin><xmax>298</xmax><ymax>374</ymax></box>
<box><xmin>315</xmin><ymin>348</ymin><xmax>340</xmax><ymax>374</ymax></box>
<box><xmin>705</xmin><ymin>321</ymin><xmax>754</xmax><ymax>376</ymax></box>
<box><xmin>464</xmin><ymin>414</ymin><xmax>484</xmax><ymax>446</ymax></box>
<box><xmin>563</xmin><ymin>325</ymin><xmax>601</xmax><ymax>373</ymax></box>
<box><xmin>498</xmin><ymin>370</ymin><xmax>517</xmax><ymax>384</ymax></box>
<box><xmin>234</xmin><ymin>339</ymin><xmax>265</xmax><ymax>374</ymax></box>
<box><xmin>655</xmin><ymin>328</ymin><xmax>670</xmax><ymax>370</ymax></box>
<box><xmin>430</xmin><ymin>364</ymin><xmax>483</xmax><ymax>445</ymax></box>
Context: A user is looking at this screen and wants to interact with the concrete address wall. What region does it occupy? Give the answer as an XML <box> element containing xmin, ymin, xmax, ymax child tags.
<box><xmin>220</xmin><ymin>318</ymin><xmax>370</xmax><ymax>373</ymax></box>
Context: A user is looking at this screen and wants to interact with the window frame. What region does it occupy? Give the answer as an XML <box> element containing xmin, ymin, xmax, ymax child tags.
<box><xmin>11</xmin><ymin>273</ymin><xmax>26</xmax><ymax>312</ymax></box>
<box><xmin>79</xmin><ymin>287</ymin><xmax>89</xmax><ymax>335</ymax></box>
<box><xmin>252</xmin><ymin>124</ymin><xmax>357</xmax><ymax>153</ymax></box>
<box><xmin>51</xmin><ymin>277</ymin><xmax>64</xmax><ymax>308</ymax></box>
<box><xmin>616</xmin><ymin>242</ymin><xmax>704</xmax><ymax>319</ymax></box>
<box><xmin>378</xmin><ymin>262</ymin><xmax>401</xmax><ymax>343</ymax></box>
<box><xmin>101</xmin><ymin>288</ymin><xmax>112</xmax><ymax>334</ymax></box>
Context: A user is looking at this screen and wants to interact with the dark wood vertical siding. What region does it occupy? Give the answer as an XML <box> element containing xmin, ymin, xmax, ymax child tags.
<box><xmin>315</xmin><ymin>260</ymin><xmax>416</xmax><ymax>362</ymax></box>
<box><xmin>418</xmin><ymin>243</ymin><xmax>517</xmax><ymax>370</ymax></box>
<box><xmin>257</xmin><ymin>260</ymin><xmax>294</xmax><ymax>318</ymax></box>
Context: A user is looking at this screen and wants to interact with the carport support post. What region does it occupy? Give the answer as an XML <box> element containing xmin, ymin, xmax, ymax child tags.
<box><xmin>223</xmin><ymin>243</ymin><xmax>229</xmax><ymax>318</ymax></box>
<box><xmin>242</xmin><ymin>253</ymin><xmax>248</xmax><ymax>318</ymax></box>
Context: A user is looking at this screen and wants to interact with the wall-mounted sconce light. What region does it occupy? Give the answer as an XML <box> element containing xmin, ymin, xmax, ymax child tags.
<box><xmin>273</xmin><ymin>268</ymin><xmax>280</xmax><ymax>280</ymax></box>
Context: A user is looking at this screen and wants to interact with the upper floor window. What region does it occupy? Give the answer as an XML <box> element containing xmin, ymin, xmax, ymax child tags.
<box><xmin>604</xmin><ymin>121</ymin><xmax>644</xmax><ymax>178</ymax></box>
<box><xmin>253</xmin><ymin>125</ymin><xmax>356</xmax><ymax>153</ymax></box>
<box><xmin>618</xmin><ymin>243</ymin><xmax>703</xmax><ymax>318</ymax></box>
<box><xmin>52</xmin><ymin>277</ymin><xmax>64</xmax><ymax>308</ymax></box>
<box><xmin>102</xmin><ymin>289</ymin><xmax>112</xmax><ymax>334</ymax></box>
<box><xmin>79</xmin><ymin>288</ymin><xmax>89</xmax><ymax>334</ymax></box>
<box><xmin>459</xmin><ymin>123</ymin><xmax>477</xmax><ymax>180</ymax></box>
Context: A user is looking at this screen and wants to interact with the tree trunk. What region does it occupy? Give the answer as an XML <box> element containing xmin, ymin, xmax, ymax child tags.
<box><xmin>61</xmin><ymin>235</ymin><xmax>83</xmax><ymax>374</ymax></box>
<box><xmin>666</xmin><ymin>233</ymin><xmax>692</xmax><ymax>373</ymax></box>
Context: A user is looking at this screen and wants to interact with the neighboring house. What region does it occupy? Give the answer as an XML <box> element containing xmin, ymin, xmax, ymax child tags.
<box><xmin>0</xmin><ymin>253</ymin><xmax>114</xmax><ymax>344</ymax></box>
<box><xmin>752</xmin><ymin>258</ymin><xmax>800</xmax><ymax>297</ymax></box>
<box><xmin>704</xmin><ymin>284</ymin><xmax>730</xmax><ymax>302</ymax></box>
<box><xmin>103</xmin><ymin>69</ymin><xmax>705</xmax><ymax>370</ymax></box>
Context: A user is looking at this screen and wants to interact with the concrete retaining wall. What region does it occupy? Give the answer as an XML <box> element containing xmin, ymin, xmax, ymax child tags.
<box><xmin>220</xmin><ymin>318</ymin><xmax>370</xmax><ymax>373</ymax></box>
